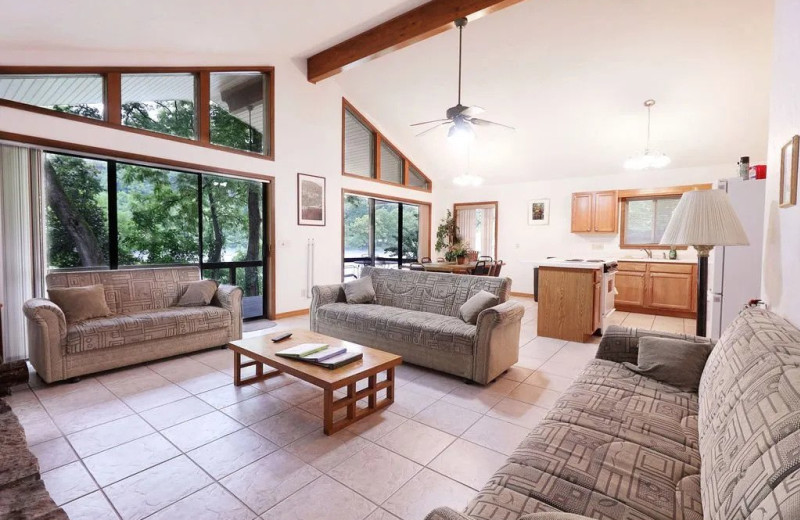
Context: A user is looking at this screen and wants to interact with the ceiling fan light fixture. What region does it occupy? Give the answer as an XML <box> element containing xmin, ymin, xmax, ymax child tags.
<box><xmin>447</xmin><ymin>121</ymin><xmax>475</xmax><ymax>144</ymax></box>
<box><xmin>453</xmin><ymin>173</ymin><xmax>484</xmax><ymax>187</ymax></box>
<box><xmin>624</xmin><ymin>99</ymin><xmax>671</xmax><ymax>170</ymax></box>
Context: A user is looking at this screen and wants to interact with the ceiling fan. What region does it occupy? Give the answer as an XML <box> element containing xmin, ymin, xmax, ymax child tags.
<box><xmin>411</xmin><ymin>17</ymin><xmax>514</xmax><ymax>141</ymax></box>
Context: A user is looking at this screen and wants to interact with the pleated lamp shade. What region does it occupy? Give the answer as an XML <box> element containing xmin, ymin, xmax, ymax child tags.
<box><xmin>660</xmin><ymin>189</ymin><xmax>749</xmax><ymax>247</ymax></box>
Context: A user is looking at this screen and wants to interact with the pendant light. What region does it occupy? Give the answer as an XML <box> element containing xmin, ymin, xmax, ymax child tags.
<box><xmin>624</xmin><ymin>99</ymin><xmax>671</xmax><ymax>170</ymax></box>
<box><xmin>453</xmin><ymin>145</ymin><xmax>483</xmax><ymax>186</ymax></box>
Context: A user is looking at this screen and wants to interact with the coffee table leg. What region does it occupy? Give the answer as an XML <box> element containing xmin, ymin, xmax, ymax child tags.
<box><xmin>234</xmin><ymin>351</ymin><xmax>242</xmax><ymax>386</ymax></box>
<box><xmin>386</xmin><ymin>367</ymin><xmax>395</xmax><ymax>402</ymax></box>
<box><xmin>231</xmin><ymin>350</ymin><xmax>282</xmax><ymax>387</ymax></box>
<box><xmin>323</xmin><ymin>388</ymin><xmax>334</xmax><ymax>435</ymax></box>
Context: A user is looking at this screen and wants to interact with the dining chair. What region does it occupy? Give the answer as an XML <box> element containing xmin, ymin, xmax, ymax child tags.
<box><xmin>420</xmin><ymin>257</ymin><xmax>432</xmax><ymax>264</ymax></box>
<box><xmin>437</xmin><ymin>257</ymin><xmax>445</xmax><ymax>262</ymax></box>
<box><xmin>472</xmin><ymin>261</ymin><xmax>491</xmax><ymax>276</ymax></box>
<box><xmin>492</xmin><ymin>260</ymin><xmax>505</xmax><ymax>277</ymax></box>
<box><xmin>409</xmin><ymin>262</ymin><xmax>425</xmax><ymax>271</ymax></box>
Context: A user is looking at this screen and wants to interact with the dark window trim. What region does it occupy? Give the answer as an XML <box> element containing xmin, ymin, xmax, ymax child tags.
<box><xmin>0</xmin><ymin>65</ymin><xmax>275</xmax><ymax>160</ymax></box>
<box><xmin>341</xmin><ymin>98</ymin><xmax>432</xmax><ymax>193</ymax></box>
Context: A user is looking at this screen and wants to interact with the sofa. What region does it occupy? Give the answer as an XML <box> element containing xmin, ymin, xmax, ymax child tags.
<box><xmin>311</xmin><ymin>266</ymin><xmax>524</xmax><ymax>385</ymax></box>
<box><xmin>23</xmin><ymin>267</ymin><xmax>242</xmax><ymax>384</ymax></box>
<box><xmin>427</xmin><ymin>308</ymin><xmax>800</xmax><ymax>520</ymax></box>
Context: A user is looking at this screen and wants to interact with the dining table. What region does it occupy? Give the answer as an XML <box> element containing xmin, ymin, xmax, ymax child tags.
<box><xmin>421</xmin><ymin>261</ymin><xmax>495</xmax><ymax>274</ymax></box>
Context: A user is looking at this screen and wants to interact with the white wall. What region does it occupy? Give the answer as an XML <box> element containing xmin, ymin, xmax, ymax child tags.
<box><xmin>434</xmin><ymin>164</ymin><xmax>734</xmax><ymax>294</ymax></box>
<box><xmin>761</xmin><ymin>0</ymin><xmax>800</xmax><ymax>326</ymax></box>
<box><xmin>0</xmin><ymin>56</ymin><xmax>432</xmax><ymax>315</ymax></box>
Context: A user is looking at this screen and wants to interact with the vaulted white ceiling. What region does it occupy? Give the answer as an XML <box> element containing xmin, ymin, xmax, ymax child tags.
<box><xmin>0</xmin><ymin>0</ymin><xmax>774</xmax><ymax>185</ymax></box>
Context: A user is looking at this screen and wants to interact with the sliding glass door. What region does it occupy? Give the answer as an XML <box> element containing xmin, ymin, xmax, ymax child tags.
<box><xmin>343</xmin><ymin>193</ymin><xmax>422</xmax><ymax>279</ymax></box>
<box><xmin>43</xmin><ymin>151</ymin><xmax>270</xmax><ymax>319</ymax></box>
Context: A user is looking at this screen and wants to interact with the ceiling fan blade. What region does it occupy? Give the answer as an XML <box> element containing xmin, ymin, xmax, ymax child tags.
<box><xmin>416</xmin><ymin>122</ymin><xmax>450</xmax><ymax>137</ymax></box>
<box><xmin>410</xmin><ymin>118</ymin><xmax>451</xmax><ymax>127</ymax></box>
<box><xmin>461</xmin><ymin>106</ymin><xmax>485</xmax><ymax>117</ymax></box>
<box><xmin>469</xmin><ymin>118</ymin><xmax>515</xmax><ymax>130</ymax></box>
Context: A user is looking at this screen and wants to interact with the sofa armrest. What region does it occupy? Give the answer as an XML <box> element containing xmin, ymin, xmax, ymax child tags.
<box><xmin>23</xmin><ymin>298</ymin><xmax>68</xmax><ymax>383</ymax></box>
<box><xmin>214</xmin><ymin>284</ymin><xmax>243</xmax><ymax>340</ymax></box>
<box><xmin>425</xmin><ymin>507</ymin><xmax>473</xmax><ymax>520</ymax></box>
<box><xmin>518</xmin><ymin>513</ymin><xmax>595</xmax><ymax>520</ymax></box>
<box><xmin>473</xmin><ymin>300</ymin><xmax>526</xmax><ymax>384</ymax></box>
<box><xmin>596</xmin><ymin>325</ymin><xmax>712</xmax><ymax>364</ymax></box>
<box><xmin>310</xmin><ymin>283</ymin><xmax>345</xmax><ymax>331</ymax></box>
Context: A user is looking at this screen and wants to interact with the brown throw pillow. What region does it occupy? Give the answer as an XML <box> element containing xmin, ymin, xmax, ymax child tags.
<box><xmin>623</xmin><ymin>336</ymin><xmax>714</xmax><ymax>393</ymax></box>
<box><xmin>48</xmin><ymin>284</ymin><xmax>112</xmax><ymax>323</ymax></box>
<box><xmin>459</xmin><ymin>290</ymin><xmax>500</xmax><ymax>325</ymax></box>
<box><xmin>343</xmin><ymin>276</ymin><xmax>376</xmax><ymax>304</ymax></box>
<box><xmin>177</xmin><ymin>280</ymin><xmax>219</xmax><ymax>307</ymax></box>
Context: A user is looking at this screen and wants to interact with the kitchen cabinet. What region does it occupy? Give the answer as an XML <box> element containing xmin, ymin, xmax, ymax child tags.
<box><xmin>538</xmin><ymin>266</ymin><xmax>603</xmax><ymax>342</ymax></box>
<box><xmin>615</xmin><ymin>261</ymin><xmax>696</xmax><ymax>318</ymax></box>
<box><xmin>571</xmin><ymin>190</ymin><xmax>618</xmax><ymax>233</ymax></box>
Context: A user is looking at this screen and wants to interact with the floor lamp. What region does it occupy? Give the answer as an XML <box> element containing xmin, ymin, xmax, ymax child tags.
<box><xmin>660</xmin><ymin>189</ymin><xmax>749</xmax><ymax>337</ymax></box>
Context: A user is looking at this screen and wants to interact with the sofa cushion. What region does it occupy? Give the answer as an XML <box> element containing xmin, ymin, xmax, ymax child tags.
<box><xmin>623</xmin><ymin>336</ymin><xmax>713</xmax><ymax>393</ymax></box>
<box><xmin>343</xmin><ymin>276</ymin><xmax>376</xmax><ymax>304</ymax></box>
<box><xmin>459</xmin><ymin>290</ymin><xmax>500</xmax><ymax>325</ymax></box>
<box><xmin>177</xmin><ymin>279</ymin><xmax>218</xmax><ymax>307</ymax></box>
<box><xmin>47</xmin><ymin>284</ymin><xmax>112</xmax><ymax>323</ymax></box>
<box><xmin>65</xmin><ymin>306</ymin><xmax>232</xmax><ymax>354</ymax></box>
<box><xmin>316</xmin><ymin>302</ymin><xmax>476</xmax><ymax>355</ymax></box>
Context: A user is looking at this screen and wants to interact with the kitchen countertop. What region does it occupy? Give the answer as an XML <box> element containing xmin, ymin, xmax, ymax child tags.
<box><xmin>617</xmin><ymin>258</ymin><xmax>696</xmax><ymax>264</ymax></box>
<box><xmin>533</xmin><ymin>259</ymin><xmax>606</xmax><ymax>269</ymax></box>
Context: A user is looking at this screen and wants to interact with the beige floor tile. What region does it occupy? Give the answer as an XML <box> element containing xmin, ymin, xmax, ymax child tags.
<box><xmin>42</xmin><ymin>460</ymin><xmax>98</xmax><ymax>506</ymax></box>
<box><xmin>393</xmin><ymin>364</ymin><xmax>427</xmax><ymax>384</ymax></box>
<box><xmin>222</xmin><ymin>393</ymin><xmax>292</xmax><ymax>426</ymax></box>
<box><xmin>364</xmin><ymin>509</ymin><xmax>401</xmax><ymax>520</ymax></box>
<box><xmin>220</xmin><ymin>449</ymin><xmax>321</xmax><ymax>515</ymax></box>
<box><xmin>104</xmin><ymin>455</ymin><xmax>213</xmax><ymax>520</ymax></box>
<box><xmin>376</xmin><ymin>420</ymin><xmax>455</xmax><ymax>465</ymax></box>
<box><xmin>536</xmin><ymin>350</ymin><xmax>593</xmax><ymax>379</ymax></box>
<box><xmin>345</xmin><ymin>409</ymin><xmax>407</xmax><ymax>442</ymax></box>
<box><xmin>261</xmin><ymin>475</ymin><xmax>376</xmax><ymax>520</ymax></box>
<box><xmin>148</xmin><ymin>484</ymin><xmax>252</xmax><ymax>520</ymax></box>
<box><xmin>188</xmin><ymin>428</ymin><xmax>278</xmax><ymax>479</ymax></box>
<box><xmin>328</xmin><ymin>444</ymin><xmax>420</xmax><ymax>504</ymax></box>
<box><xmin>441</xmin><ymin>385</ymin><xmax>504</xmax><ymax>413</ymax></box>
<box><xmin>268</xmin><ymin>381</ymin><xmax>324</xmax><ymax>405</ymax></box>
<box><xmin>29</xmin><ymin>436</ymin><xmax>77</xmax><ymax>472</ymax></box>
<box><xmin>522</xmin><ymin>371</ymin><xmax>574</xmax><ymax>393</ymax></box>
<box><xmin>295</xmin><ymin>392</ymin><xmax>361</xmax><ymax>421</ymax></box>
<box><xmin>500</xmin><ymin>366</ymin><xmax>534</xmax><ymax>382</ymax></box>
<box><xmin>483</xmin><ymin>377</ymin><xmax>520</xmax><ymax>395</ymax></box>
<box><xmin>404</xmin><ymin>371</ymin><xmax>462</xmax><ymax>398</ymax></box>
<box><xmin>383</xmin><ymin>468</ymin><xmax>474</xmax><ymax>520</ymax></box>
<box><xmin>461</xmin><ymin>416</ymin><xmax>530</xmax><ymax>456</ymax></box>
<box><xmin>139</xmin><ymin>396</ymin><xmax>215</xmax><ymax>430</ymax></box>
<box><xmin>150</xmin><ymin>358</ymin><xmax>232</xmax><ymax>394</ymax></box>
<box><xmin>652</xmin><ymin>315</ymin><xmax>686</xmax><ymax>333</ymax></box>
<box><xmin>428</xmin><ymin>439</ymin><xmax>506</xmax><ymax>490</ymax></box>
<box><xmin>622</xmin><ymin>313</ymin><xmax>656</xmax><ymax>329</ymax></box>
<box><xmin>412</xmin><ymin>400</ymin><xmax>481</xmax><ymax>436</ymax></box>
<box><xmin>684</xmin><ymin>319</ymin><xmax>697</xmax><ymax>335</ymax></box>
<box><xmin>190</xmin><ymin>348</ymin><xmax>236</xmax><ymax>372</ymax></box>
<box><xmin>250</xmin><ymin>408</ymin><xmax>320</xmax><ymax>447</ymax></box>
<box><xmin>248</xmin><ymin>372</ymin><xmax>297</xmax><ymax>393</ymax></box>
<box><xmin>285</xmin><ymin>429</ymin><xmax>372</xmax><ymax>472</ymax></box>
<box><xmin>18</xmin><ymin>409</ymin><xmax>62</xmax><ymax>446</ymax></box>
<box><xmin>36</xmin><ymin>378</ymin><xmax>113</xmax><ymax>415</ymax></box>
<box><xmin>195</xmin><ymin>383</ymin><xmax>262</xmax><ymax>409</ymax></box>
<box><xmin>6</xmin><ymin>387</ymin><xmax>41</xmax><ymax>409</ymax></box>
<box><xmin>605</xmin><ymin>311</ymin><xmax>628</xmax><ymax>326</ymax></box>
<box><xmin>487</xmin><ymin>398</ymin><xmax>549</xmax><ymax>429</ymax></box>
<box><xmin>511</xmin><ymin>356</ymin><xmax>546</xmax><ymax>371</ymax></box>
<box><xmin>386</xmin><ymin>387</ymin><xmax>438</xmax><ymax>418</ymax></box>
<box><xmin>67</xmin><ymin>415</ymin><xmax>155</xmax><ymax>457</ymax></box>
<box><xmin>507</xmin><ymin>384</ymin><xmax>562</xmax><ymax>409</ymax></box>
<box><xmin>51</xmin><ymin>398</ymin><xmax>135</xmax><ymax>436</ymax></box>
<box><xmin>102</xmin><ymin>370</ymin><xmax>192</xmax><ymax>412</ymax></box>
<box><xmin>61</xmin><ymin>491</ymin><xmax>120</xmax><ymax>520</ymax></box>
<box><xmin>518</xmin><ymin>336</ymin><xmax>567</xmax><ymax>361</ymax></box>
<box><xmin>83</xmin><ymin>433</ymin><xmax>180</xmax><ymax>486</ymax></box>
<box><xmin>162</xmin><ymin>411</ymin><xmax>243</xmax><ymax>452</ymax></box>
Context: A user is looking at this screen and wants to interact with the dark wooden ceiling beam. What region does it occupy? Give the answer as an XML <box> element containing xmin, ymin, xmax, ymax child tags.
<box><xmin>306</xmin><ymin>0</ymin><xmax>525</xmax><ymax>83</ymax></box>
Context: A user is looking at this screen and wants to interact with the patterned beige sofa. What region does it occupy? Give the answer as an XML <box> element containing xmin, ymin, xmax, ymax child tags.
<box><xmin>23</xmin><ymin>267</ymin><xmax>242</xmax><ymax>383</ymax></box>
<box><xmin>311</xmin><ymin>267</ymin><xmax>524</xmax><ymax>385</ymax></box>
<box><xmin>427</xmin><ymin>308</ymin><xmax>800</xmax><ymax>520</ymax></box>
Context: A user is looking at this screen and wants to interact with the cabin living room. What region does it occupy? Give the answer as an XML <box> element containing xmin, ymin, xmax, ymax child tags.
<box><xmin>1</xmin><ymin>1</ymin><xmax>798</xmax><ymax>519</ymax></box>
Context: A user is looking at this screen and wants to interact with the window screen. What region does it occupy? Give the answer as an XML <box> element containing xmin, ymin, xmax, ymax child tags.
<box><xmin>624</xmin><ymin>196</ymin><xmax>680</xmax><ymax>245</ymax></box>
<box><xmin>408</xmin><ymin>164</ymin><xmax>429</xmax><ymax>189</ymax></box>
<box><xmin>0</xmin><ymin>74</ymin><xmax>104</xmax><ymax>119</ymax></box>
<box><xmin>344</xmin><ymin>109</ymin><xmax>375</xmax><ymax>178</ymax></box>
<box><xmin>380</xmin><ymin>142</ymin><xmax>403</xmax><ymax>184</ymax></box>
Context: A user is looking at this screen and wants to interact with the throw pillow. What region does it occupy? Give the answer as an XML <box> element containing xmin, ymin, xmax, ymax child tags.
<box><xmin>343</xmin><ymin>276</ymin><xmax>375</xmax><ymax>304</ymax></box>
<box><xmin>177</xmin><ymin>280</ymin><xmax>219</xmax><ymax>307</ymax></box>
<box><xmin>623</xmin><ymin>336</ymin><xmax>714</xmax><ymax>392</ymax></box>
<box><xmin>459</xmin><ymin>290</ymin><xmax>500</xmax><ymax>324</ymax></box>
<box><xmin>48</xmin><ymin>284</ymin><xmax>112</xmax><ymax>323</ymax></box>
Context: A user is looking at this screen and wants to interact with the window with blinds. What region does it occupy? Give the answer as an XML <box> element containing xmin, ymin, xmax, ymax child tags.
<box><xmin>408</xmin><ymin>164</ymin><xmax>429</xmax><ymax>189</ymax></box>
<box><xmin>623</xmin><ymin>196</ymin><xmax>681</xmax><ymax>245</ymax></box>
<box><xmin>344</xmin><ymin>109</ymin><xmax>375</xmax><ymax>178</ymax></box>
<box><xmin>380</xmin><ymin>142</ymin><xmax>403</xmax><ymax>184</ymax></box>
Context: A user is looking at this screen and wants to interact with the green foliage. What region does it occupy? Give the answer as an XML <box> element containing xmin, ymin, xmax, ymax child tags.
<box><xmin>211</xmin><ymin>103</ymin><xmax>264</xmax><ymax>153</ymax></box>
<box><xmin>344</xmin><ymin>195</ymin><xmax>419</xmax><ymax>260</ymax></box>
<box><xmin>435</xmin><ymin>210</ymin><xmax>460</xmax><ymax>254</ymax></box>
<box><xmin>122</xmin><ymin>101</ymin><xmax>196</xmax><ymax>139</ymax></box>
<box><xmin>51</xmin><ymin>104</ymin><xmax>103</xmax><ymax>120</ymax></box>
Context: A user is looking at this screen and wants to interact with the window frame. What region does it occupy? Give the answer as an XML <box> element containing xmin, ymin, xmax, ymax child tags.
<box><xmin>341</xmin><ymin>99</ymin><xmax>432</xmax><ymax>192</ymax></box>
<box><xmin>453</xmin><ymin>201</ymin><xmax>499</xmax><ymax>260</ymax></box>
<box><xmin>618</xmin><ymin>184</ymin><xmax>713</xmax><ymax>249</ymax></box>
<box><xmin>0</xmin><ymin>66</ymin><xmax>275</xmax><ymax>160</ymax></box>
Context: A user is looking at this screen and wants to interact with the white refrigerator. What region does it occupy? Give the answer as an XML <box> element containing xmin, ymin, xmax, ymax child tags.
<box><xmin>708</xmin><ymin>178</ymin><xmax>766</xmax><ymax>340</ymax></box>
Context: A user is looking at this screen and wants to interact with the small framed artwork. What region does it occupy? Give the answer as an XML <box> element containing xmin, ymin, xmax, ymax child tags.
<box><xmin>780</xmin><ymin>135</ymin><xmax>799</xmax><ymax>208</ymax></box>
<box><xmin>297</xmin><ymin>173</ymin><xmax>326</xmax><ymax>226</ymax></box>
<box><xmin>527</xmin><ymin>199</ymin><xmax>550</xmax><ymax>225</ymax></box>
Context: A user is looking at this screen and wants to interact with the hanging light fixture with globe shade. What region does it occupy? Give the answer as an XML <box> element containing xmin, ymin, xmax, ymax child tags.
<box><xmin>624</xmin><ymin>99</ymin><xmax>671</xmax><ymax>170</ymax></box>
<box><xmin>453</xmin><ymin>145</ymin><xmax>483</xmax><ymax>186</ymax></box>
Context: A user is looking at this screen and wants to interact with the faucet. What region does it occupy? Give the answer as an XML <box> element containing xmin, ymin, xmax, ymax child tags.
<box><xmin>641</xmin><ymin>248</ymin><xmax>653</xmax><ymax>259</ymax></box>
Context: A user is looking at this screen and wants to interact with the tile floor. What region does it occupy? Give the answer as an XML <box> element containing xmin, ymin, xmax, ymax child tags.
<box><xmin>9</xmin><ymin>299</ymin><xmax>695</xmax><ymax>520</ymax></box>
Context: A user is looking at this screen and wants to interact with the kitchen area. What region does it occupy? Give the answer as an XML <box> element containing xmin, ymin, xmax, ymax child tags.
<box><xmin>530</xmin><ymin>177</ymin><xmax>765</xmax><ymax>342</ymax></box>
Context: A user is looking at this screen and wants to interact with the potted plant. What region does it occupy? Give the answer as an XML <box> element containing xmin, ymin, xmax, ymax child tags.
<box><xmin>435</xmin><ymin>210</ymin><xmax>460</xmax><ymax>262</ymax></box>
<box><xmin>449</xmin><ymin>242</ymin><xmax>469</xmax><ymax>264</ymax></box>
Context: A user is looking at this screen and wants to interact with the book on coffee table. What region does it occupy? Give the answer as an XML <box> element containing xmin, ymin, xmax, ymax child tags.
<box><xmin>299</xmin><ymin>346</ymin><xmax>347</xmax><ymax>362</ymax></box>
<box><xmin>276</xmin><ymin>343</ymin><xmax>329</xmax><ymax>358</ymax></box>
<box><xmin>313</xmin><ymin>351</ymin><xmax>363</xmax><ymax>369</ymax></box>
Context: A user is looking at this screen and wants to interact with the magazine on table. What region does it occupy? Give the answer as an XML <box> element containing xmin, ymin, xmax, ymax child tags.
<box><xmin>276</xmin><ymin>343</ymin><xmax>361</xmax><ymax>369</ymax></box>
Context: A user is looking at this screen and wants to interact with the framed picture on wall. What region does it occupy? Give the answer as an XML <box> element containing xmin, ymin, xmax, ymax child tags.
<box><xmin>527</xmin><ymin>199</ymin><xmax>550</xmax><ymax>225</ymax></box>
<box><xmin>297</xmin><ymin>173</ymin><xmax>326</xmax><ymax>226</ymax></box>
<box><xmin>780</xmin><ymin>135</ymin><xmax>799</xmax><ymax>208</ymax></box>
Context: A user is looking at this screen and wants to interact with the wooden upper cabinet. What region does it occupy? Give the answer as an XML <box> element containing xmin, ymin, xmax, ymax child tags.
<box><xmin>571</xmin><ymin>191</ymin><xmax>618</xmax><ymax>233</ymax></box>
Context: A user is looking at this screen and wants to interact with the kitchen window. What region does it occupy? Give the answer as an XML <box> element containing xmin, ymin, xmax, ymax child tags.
<box><xmin>620</xmin><ymin>195</ymin><xmax>681</xmax><ymax>248</ymax></box>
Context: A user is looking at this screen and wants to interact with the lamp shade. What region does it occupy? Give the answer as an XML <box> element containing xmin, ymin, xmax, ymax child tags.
<box><xmin>660</xmin><ymin>189</ymin><xmax>749</xmax><ymax>247</ymax></box>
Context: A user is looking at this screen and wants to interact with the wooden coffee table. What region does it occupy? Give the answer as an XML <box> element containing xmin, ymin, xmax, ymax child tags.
<box><xmin>227</xmin><ymin>330</ymin><xmax>402</xmax><ymax>435</ymax></box>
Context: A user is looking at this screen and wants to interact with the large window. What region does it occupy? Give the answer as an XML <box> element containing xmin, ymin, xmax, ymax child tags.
<box><xmin>343</xmin><ymin>193</ymin><xmax>428</xmax><ymax>279</ymax></box>
<box><xmin>342</xmin><ymin>100</ymin><xmax>432</xmax><ymax>191</ymax></box>
<box><xmin>454</xmin><ymin>202</ymin><xmax>498</xmax><ymax>260</ymax></box>
<box><xmin>43</xmin><ymin>152</ymin><xmax>270</xmax><ymax>319</ymax></box>
<box><xmin>0</xmin><ymin>68</ymin><xmax>273</xmax><ymax>158</ymax></box>
<box><xmin>621</xmin><ymin>196</ymin><xmax>681</xmax><ymax>247</ymax></box>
